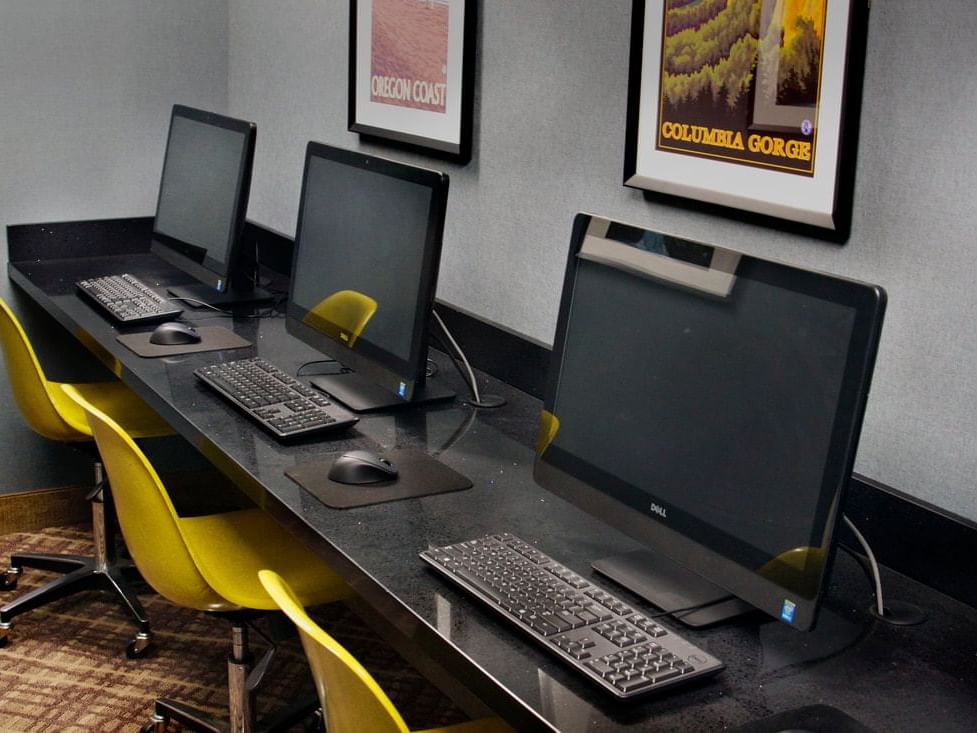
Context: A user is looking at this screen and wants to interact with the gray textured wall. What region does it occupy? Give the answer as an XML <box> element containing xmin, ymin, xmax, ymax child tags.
<box><xmin>227</xmin><ymin>0</ymin><xmax>977</xmax><ymax>522</ymax></box>
<box><xmin>0</xmin><ymin>2</ymin><xmax>972</xmax><ymax>524</ymax></box>
<box><xmin>0</xmin><ymin>0</ymin><xmax>229</xmax><ymax>494</ymax></box>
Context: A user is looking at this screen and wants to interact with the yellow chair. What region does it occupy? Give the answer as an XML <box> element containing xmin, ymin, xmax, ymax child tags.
<box><xmin>258</xmin><ymin>569</ymin><xmax>514</xmax><ymax>733</ymax></box>
<box><xmin>302</xmin><ymin>289</ymin><xmax>377</xmax><ymax>348</ymax></box>
<box><xmin>61</xmin><ymin>385</ymin><xmax>352</xmax><ymax>733</ymax></box>
<box><xmin>0</xmin><ymin>296</ymin><xmax>173</xmax><ymax>655</ymax></box>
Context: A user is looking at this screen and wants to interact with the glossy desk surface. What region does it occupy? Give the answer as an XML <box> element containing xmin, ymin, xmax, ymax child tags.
<box><xmin>7</xmin><ymin>236</ymin><xmax>976</xmax><ymax>733</ymax></box>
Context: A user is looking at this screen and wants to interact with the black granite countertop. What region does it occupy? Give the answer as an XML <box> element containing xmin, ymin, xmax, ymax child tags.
<box><xmin>7</xmin><ymin>243</ymin><xmax>977</xmax><ymax>733</ymax></box>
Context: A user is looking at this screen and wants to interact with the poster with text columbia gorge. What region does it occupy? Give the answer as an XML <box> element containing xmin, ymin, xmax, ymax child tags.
<box><xmin>656</xmin><ymin>0</ymin><xmax>827</xmax><ymax>176</ymax></box>
<box><xmin>370</xmin><ymin>0</ymin><xmax>449</xmax><ymax>114</ymax></box>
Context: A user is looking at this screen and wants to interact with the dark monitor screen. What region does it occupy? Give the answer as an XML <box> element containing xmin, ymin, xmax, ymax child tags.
<box><xmin>151</xmin><ymin>105</ymin><xmax>255</xmax><ymax>296</ymax></box>
<box><xmin>286</xmin><ymin>143</ymin><xmax>450</xmax><ymax>412</ymax></box>
<box><xmin>534</xmin><ymin>214</ymin><xmax>885</xmax><ymax>631</ymax></box>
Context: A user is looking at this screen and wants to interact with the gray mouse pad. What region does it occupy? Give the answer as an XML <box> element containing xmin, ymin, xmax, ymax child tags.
<box><xmin>285</xmin><ymin>448</ymin><xmax>472</xmax><ymax>509</ymax></box>
<box><xmin>117</xmin><ymin>326</ymin><xmax>251</xmax><ymax>357</ymax></box>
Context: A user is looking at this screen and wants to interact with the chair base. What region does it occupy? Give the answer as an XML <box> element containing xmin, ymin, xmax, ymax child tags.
<box><xmin>0</xmin><ymin>463</ymin><xmax>153</xmax><ymax>657</ymax></box>
<box><xmin>142</xmin><ymin>695</ymin><xmax>318</xmax><ymax>733</ymax></box>
<box><xmin>141</xmin><ymin>618</ymin><xmax>318</xmax><ymax>733</ymax></box>
<box><xmin>142</xmin><ymin>699</ymin><xmax>229</xmax><ymax>733</ymax></box>
<box><xmin>0</xmin><ymin>552</ymin><xmax>152</xmax><ymax>655</ymax></box>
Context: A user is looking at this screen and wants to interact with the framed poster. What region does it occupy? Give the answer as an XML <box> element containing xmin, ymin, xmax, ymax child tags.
<box><xmin>349</xmin><ymin>0</ymin><xmax>476</xmax><ymax>163</ymax></box>
<box><xmin>624</xmin><ymin>0</ymin><xmax>864</xmax><ymax>230</ymax></box>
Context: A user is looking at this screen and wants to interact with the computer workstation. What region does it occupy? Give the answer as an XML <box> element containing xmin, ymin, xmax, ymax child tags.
<box><xmin>10</xmin><ymin>114</ymin><xmax>972</xmax><ymax>730</ymax></box>
<box><xmin>422</xmin><ymin>212</ymin><xmax>887</xmax><ymax>698</ymax></box>
<box><xmin>76</xmin><ymin>105</ymin><xmax>265</xmax><ymax>328</ymax></box>
<box><xmin>68</xmin><ymin>126</ymin><xmax>888</xmax><ymax>688</ymax></box>
<box><xmin>9</xmin><ymin>203</ymin><xmax>975</xmax><ymax>732</ymax></box>
<box><xmin>73</xmin><ymin>104</ymin><xmax>459</xmax><ymax>440</ymax></box>
<box><xmin>194</xmin><ymin>141</ymin><xmax>459</xmax><ymax>442</ymax></box>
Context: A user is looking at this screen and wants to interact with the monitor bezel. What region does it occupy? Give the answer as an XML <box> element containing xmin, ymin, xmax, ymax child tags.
<box><xmin>150</xmin><ymin>104</ymin><xmax>256</xmax><ymax>294</ymax></box>
<box><xmin>534</xmin><ymin>213</ymin><xmax>886</xmax><ymax>630</ymax></box>
<box><xmin>285</xmin><ymin>142</ymin><xmax>449</xmax><ymax>404</ymax></box>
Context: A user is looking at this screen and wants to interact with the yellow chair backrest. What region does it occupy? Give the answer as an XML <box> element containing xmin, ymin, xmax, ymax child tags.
<box><xmin>302</xmin><ymin>290</ymin><xmax>378</xmax><ymax>348</ymax></box>
<box><xmin>61</xmin><ymin>384</ymin><xmax>230</xmax><ymax>612</ymax></box>
<box><xmin>0</xmin><ymin>297</ymin><xmax>86</xmax><ymax>442</ymax></box>
<box><xmin>258</xmin><ymin>569</ymin><xmax>410</xmax><ymax>733</ymax></box>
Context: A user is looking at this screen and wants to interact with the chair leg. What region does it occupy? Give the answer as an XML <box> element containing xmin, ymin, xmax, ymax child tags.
<box><xmin>0</xmin><ymin>462</ymin><xmax>153</xmax><ymax>655</ymax></box>
<box><xmin>4</xmin><ymin>552</ymin><xmax>90</xmax><ymax>578</ymax></box>
<box><xmin>229</xmin><ymin>622</ymin><xmax>256</xmax><ymax>733</ymax></box>
<box><xmin>141</xmin><ymin>699</ymin><xmax>229</xmax><ymax>733</ymax></box>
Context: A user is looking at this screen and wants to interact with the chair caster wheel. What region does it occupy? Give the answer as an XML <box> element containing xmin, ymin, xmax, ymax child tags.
<box><xmin>0</xmin><ymin>623</ymin><xmax>10</xmax><ymax>648</ymax></box>
<box><xmin>303</xmin><ymin>708</ymin><xmax>325</xmax><ymax>733</ymax></box>
<box><xmin>140</xmin><ymin>713</ymin><xmax>166</xmax><ymax>733</ymax></box>
<box><xmin>126</xmin><ymin>632</ymin><xmax>154</xmax><ymax>659</ymax></box>
<box><xmin>0</xmin><ymin>567</ymin><xmax>20</xmax><ymax>591</ymax></box>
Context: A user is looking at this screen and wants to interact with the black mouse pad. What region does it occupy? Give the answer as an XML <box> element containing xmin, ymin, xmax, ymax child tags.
<box><xmin>285</xmin><ymin>448</ymin><xmax>472</xmax><ymax>509</ymax></box>
<box><xmin>116</xmin><ymin>326</ymin><xmax>251</xmax><ymax>357</ymax></box>
<box><xmin>728</xmin><ymin>705</ymin><xmax>874</xmax><ymax>733</ymax></box>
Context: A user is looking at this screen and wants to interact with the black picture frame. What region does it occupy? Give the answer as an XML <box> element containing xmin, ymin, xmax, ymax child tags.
<box><xmin>349</xmin><ymin>0</ymin><xmax>476</xmax><ymax>164</ymax></box>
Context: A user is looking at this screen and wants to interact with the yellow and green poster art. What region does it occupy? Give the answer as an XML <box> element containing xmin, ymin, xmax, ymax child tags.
<box><xmin>656</xmin><ymin>0</ymin><xmax>827</xmax><ymax>175</ymax></box>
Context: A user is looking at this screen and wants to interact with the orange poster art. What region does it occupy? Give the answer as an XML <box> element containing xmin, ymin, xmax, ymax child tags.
<box><xmin>371</xmin><ymin>0</ymin><xmax>450</xmax><ymax>114</ymax></box>
<box><xmin>656</xmin><ymin>0</ymin><xmax>827</xmax><ymax>176</ymax></box>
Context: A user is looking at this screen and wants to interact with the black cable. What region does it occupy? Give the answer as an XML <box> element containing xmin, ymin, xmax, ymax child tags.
<box><xmin>429</xmin><ymin>330</ymin><xmax>473</xmax><ymax>394</ymax></box>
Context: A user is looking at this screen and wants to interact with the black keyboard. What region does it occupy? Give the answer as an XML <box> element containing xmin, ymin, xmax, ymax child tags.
<box><xmin>421</xmin><ymin>533</ymin><xmax>724</xmax><ymax>699</ymax></box>
<box><xmin>195</xmin><ymin>357</ymin><xmax>358</xmax><ymax>439</ymax></box>
<box><xmin>76</xmin><ymin>273</ymin><xmax>183</xmax><ymax>324</ymax></box>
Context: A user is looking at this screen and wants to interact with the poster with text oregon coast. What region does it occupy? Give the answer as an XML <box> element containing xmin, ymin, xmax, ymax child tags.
<box><xmin>370</xmin><ymin>0</ymin><xmax>449</xmax><ymax>114</ymax></box>
<box><xmin>656</xmin><ymin>0</ymin><xmax>827</xmax><ymax>176</ymax></box>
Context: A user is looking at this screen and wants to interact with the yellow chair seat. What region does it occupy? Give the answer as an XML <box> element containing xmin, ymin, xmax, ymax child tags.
<box><xmin>259</xmin><ymin>570</ymin><xmax>514</xmax><ymax>733</ymax></box>
<box><xmin>50</xmin><ymin>379</ymin><xmax>173</xmax><ymax>439</ymax></box>
<box><xmin>180</xmin><ymin>508</ymin><xmax>349</xmax><ymax>611</ymax></box>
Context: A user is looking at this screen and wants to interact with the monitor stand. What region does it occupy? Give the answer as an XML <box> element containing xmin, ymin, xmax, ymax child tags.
<box><xmin>167</xmin><ymin>282</ymin><xmax>274</xmax><ymax>307</ymax></box>
<box><xmin>592</xmin><ymin>549</ymin><xmax>755</xmax><ymax>627</ymax></box>
<box><xmin>310</xmin><ymin>372</ymin><xmax>455</xmax><ymax>413</ymax></box>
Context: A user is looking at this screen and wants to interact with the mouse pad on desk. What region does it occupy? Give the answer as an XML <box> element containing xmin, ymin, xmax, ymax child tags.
<box><xmin>285</xmin><ymin>448</ymin><xmax>472</xmax><ymax>509</ymax></box>
<box><xmin>117</xmin><ymin>326</ymin><xmax>251</xmax><ymax>357</ymax></box>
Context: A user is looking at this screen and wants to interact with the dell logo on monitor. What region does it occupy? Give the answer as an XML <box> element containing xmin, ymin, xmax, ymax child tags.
<box><xmin>649</xmin><ymin>503</ymin><xmax>668</xmax><ymax>519</ymax></box>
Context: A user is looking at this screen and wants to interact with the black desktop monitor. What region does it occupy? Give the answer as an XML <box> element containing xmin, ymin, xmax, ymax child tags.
<box><xmin>285</xmin><ymin>142</ymin><xmax>453</xmax><ymax>412</ymax></box>
<box><xmin>150</xmin><ymin>104</ymin><xmax>265</xmax><ymax>305</ymax></box>
<box><xmin>534</xmin><ymin>214</ymin><xmax>886</xmax><ymax>631</ymax></box>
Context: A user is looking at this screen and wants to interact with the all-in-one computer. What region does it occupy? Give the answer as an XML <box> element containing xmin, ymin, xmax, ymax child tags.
<box><xmin>286</xmin><ymin>142</ymin><xmax>453</xmax><ymax>412</ymax></box>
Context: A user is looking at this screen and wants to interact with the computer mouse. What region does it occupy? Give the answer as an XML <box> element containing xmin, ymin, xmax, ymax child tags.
<box><xmin>149</xmin><ymin>321</ymin><xmax>201</xmax><ymax>346</ymax></box>
<box><xmin>327</xmin><ymin>450</ymin><xmax>398</xmax><ymax>485</ymax></box>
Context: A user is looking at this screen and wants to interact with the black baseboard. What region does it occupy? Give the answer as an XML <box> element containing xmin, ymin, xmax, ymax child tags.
<box><xmin>243</xmin><ymin>219</ymin><xmax>295</xmax><ymax>277</ymax></box>
<box><xmin>432</xmin><ymin>302</ymin><xmax>550</xmax><ymax>399</ymax></box>
<box><xmin>843</xmin><ymin>474</ymin><xmax>977</xmax><ymax>609</ymax></box>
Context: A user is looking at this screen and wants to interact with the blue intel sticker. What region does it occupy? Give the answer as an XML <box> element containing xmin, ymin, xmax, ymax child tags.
<box><xmin>398</xmin><ymin>382</ymin><xmax>407</xmax><ymax>397</ymax></box>
<box><xmin>780</xmin><ymin>599</ymin><xmax>797</xmax><ymax>624</ymax></box>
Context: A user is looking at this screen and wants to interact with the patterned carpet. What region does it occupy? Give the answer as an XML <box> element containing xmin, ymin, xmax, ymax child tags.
<box><xmin>0</xmin><ymin>524</ymin><xmax>466</xmax><ymax>732</ymax></box>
